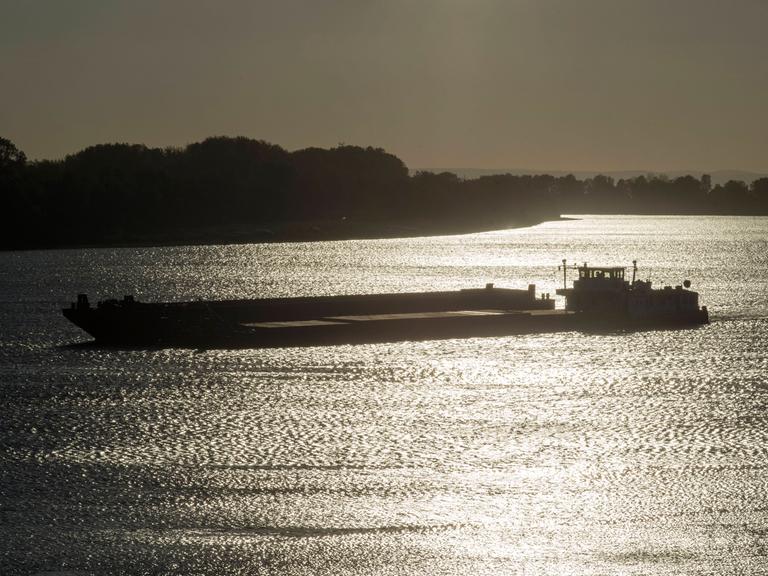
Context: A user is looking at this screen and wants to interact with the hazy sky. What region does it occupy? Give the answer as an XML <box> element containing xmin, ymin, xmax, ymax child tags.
<box><xmin>2</xmin><ymin>0</ymin><xmax>767</xmax><ymax>171</ymax></box>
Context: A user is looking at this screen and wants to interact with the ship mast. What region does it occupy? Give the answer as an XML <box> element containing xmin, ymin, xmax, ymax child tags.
<box><xmin>559</xmin><ymin>259</ymin><xmax>567</xmax><ymax>290</ymax></box>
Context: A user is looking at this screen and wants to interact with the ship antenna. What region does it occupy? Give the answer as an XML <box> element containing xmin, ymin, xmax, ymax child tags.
<box><xmin>632</xmin><ymin>260</ymin><xmax>637</xmax><ymax>284</ymax></box>
<box><xmin>560</xmin><ymin>259</ymin><xmax>567</xmax><ymax>289</ymax></box>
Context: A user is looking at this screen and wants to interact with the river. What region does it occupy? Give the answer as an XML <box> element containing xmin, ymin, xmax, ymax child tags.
<box><xmin>1</xmin><ymin>215</ymin><xmax>767</xmax><ymax>574</ymax></box>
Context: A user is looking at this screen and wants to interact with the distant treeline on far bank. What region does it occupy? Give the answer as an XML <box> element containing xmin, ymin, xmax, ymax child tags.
<box><xmin>1</xmin><ymin>135</ymin><xmax>767</xmax><ymax>250</ymax></box>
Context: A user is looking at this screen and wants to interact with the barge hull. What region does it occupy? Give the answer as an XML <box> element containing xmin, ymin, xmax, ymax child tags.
<box><xmin>61</xmin><ymin>271</ymin><xmax>709</xmax><ymax>349</ymax></box>
<box><xmin>62</xmin><ymin>306</ymin><xmax>708</xmax><ymax>349</ymax></box>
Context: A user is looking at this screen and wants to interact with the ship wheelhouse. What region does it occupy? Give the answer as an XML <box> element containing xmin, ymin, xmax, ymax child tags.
<box><xmin>574</xmin><ymin>265</ymin><xmax>628</xmax><ymax>290</ymax></box>
<box><xmin>555</xmin><ymin>260</ymin><xmax>706</xmax><ymax>320</ymax></box>
<box><xmin>556</xmin><ymin>263</ymin><xmax>630</xmax><ymax>313</ymax></box>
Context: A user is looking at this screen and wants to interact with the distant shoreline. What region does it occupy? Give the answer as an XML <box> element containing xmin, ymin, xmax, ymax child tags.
<box><xmin>4</xmin><ymin>136</ymin><xmax>766</xmax><ymax>252</ymax></box>
<box><xmin>2</xmin><ymin>216</ymin><xmax>566</xmax><ymax>252</ymax></box>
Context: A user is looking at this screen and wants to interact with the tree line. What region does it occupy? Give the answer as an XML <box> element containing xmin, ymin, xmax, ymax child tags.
<box><xmin>1</xmin><ymin>136</ymin><xmax>766</xmax><ymax>249</ymax></box>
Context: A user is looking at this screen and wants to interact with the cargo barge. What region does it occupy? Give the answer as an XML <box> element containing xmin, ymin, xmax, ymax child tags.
<box><xmin>62</xmin><ymin>261</ymin><xmax>708</xmax><ymax>348</ymax></box>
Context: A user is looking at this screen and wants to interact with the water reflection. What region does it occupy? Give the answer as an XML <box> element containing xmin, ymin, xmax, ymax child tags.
<box><xmin>0</xmin><ymin>216</ymin><xmax>767</xmax><ymax>574</ymax></box>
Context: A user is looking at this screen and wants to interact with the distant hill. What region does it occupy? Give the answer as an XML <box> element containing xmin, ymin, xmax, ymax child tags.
<box><xmin>418</xmin><ymin>168</ymin><xmax>768</xmax><ymax>186</ymax></box>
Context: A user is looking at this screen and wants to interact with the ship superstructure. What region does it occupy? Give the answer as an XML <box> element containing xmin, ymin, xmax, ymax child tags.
<box><xmin>555</xmin><ymin>260</ymin><xmax>708</xmax><ymax>323</ymax></box>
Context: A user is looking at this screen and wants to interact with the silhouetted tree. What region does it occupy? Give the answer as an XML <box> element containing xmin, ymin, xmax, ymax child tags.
<box><xmin>668</xmin><ymin>175</ymin><xmax>706</xmax><ymax>212</ymax></box>
<box><xmin>0</xmin><ymin>137</ymin><xmax>26</xmax><ymax>171</ymax></box>
<box><xmin>710</xmin><ymin>180</ymin><xmax>752</xmax><ymax>214</ymax></box>
<box><xmin>751</xmin><ymin>178</ymin><xmax>768</xmax><ymax>214</ymax></box>
<box><xmin>0</xmin><ymin>137</ymin><xmax>30</xmax><ymax>248</ymax></box>
<box><xmin>291</xmin><ymin>145</ymin><xmax>408</xmax><ymax>219</ymax></box>
<box><xmin>176</xmin><ymin>137</ymin><xmax>293</xmax><ymax>225</ymax></box>
<box><xmin>2</xmin><ymin>134</ymin><xmax>766</xmax><ymax>250</ymax></box>
<box><xmin>584</xmin><ymin>175</ymin><xmax>616</xmax><ymax>212</ymax></box>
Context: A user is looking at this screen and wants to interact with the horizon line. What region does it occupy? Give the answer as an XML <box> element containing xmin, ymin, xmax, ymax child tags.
<box><xmin>414</xmin><ymin>167</ymin><xmax>768</xmax><ymax>177</ymax></box>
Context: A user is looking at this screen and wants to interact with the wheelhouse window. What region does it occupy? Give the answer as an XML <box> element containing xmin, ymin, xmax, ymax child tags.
<box><xmin>579</xmin><ymin>268</ymin><xmax>625</xmax><ymax>279</ymax></box>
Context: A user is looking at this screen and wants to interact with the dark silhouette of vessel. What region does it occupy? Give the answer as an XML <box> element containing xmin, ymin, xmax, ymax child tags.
<box><xmin>555</xmin><ymin>259</ymin><xmax>709</xmax><ymax>326</ymax></box>
<box><xmin>62</xmin><ymin>261</ymin><xmax>708</xmax><ymax>348</ymax></box>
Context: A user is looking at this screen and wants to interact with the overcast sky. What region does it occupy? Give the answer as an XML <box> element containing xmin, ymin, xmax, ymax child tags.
<box><xmin>2</xmin><ymin>0</ymin><xmax>767</xmax><ymax>172</ymax></box>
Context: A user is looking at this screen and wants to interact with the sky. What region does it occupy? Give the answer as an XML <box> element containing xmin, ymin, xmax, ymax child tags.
<box><xmin>2</xmin><ymin>0</ymin><xmax>767</xmax><ymax>172</ymax></box>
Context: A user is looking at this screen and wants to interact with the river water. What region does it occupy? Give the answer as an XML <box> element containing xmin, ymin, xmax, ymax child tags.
<box><xmin>1</xmin><ymin>215</ymin><xmax>767</xmax><ymax>575</ymax></box>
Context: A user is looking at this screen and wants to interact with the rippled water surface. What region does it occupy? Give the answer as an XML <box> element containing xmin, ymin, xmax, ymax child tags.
<box><xmin>1</xmin><ymin>215</ymin><xmax>767</xmax><ymax>575</ymax></box>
